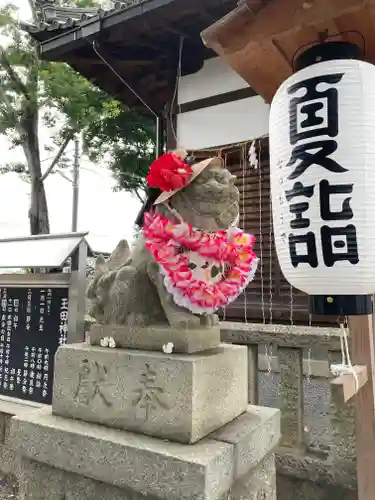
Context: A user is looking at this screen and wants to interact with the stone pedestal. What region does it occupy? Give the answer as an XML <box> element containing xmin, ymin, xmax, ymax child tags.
<box><xmin>12</xmin><ymin>405</ymin><xmax>279</xmax><ymax>500</ymax></box>
<box><xmin>10</xmin><ymin>330</ymin><xmax>281</xmax><ymax>500</ymax></box>
<box><xmin>52</xmin><ymin>343</ymin><xmax>247</xmax><ymax>444</ymax></box>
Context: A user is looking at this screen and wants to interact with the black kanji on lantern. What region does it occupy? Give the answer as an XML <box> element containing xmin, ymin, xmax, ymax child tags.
<box><xmin>289</xmin><ymin>232</ymin><xmax>319</xmax><ymax>268</ymax></box>
<box><xmin>319</xmin><ymin>179</ymin><xmax>354</xmax><ymax>221</ymax></box>
<box><xmin>285</xmin><ymin>181</ymin><xmax>315</xmax><ymax>202</ymax></box>
<box><xmin>288</xmin><ymin>73</ymin><xmax>343</xmax><ymax>145</ymax></box>
<box><xmin>283</xmin><ymin>68</ymin><xmax>360</xmax><ymax>270</ymax></box>
<box><xmin>286</xmin><ymin>140</ymin><xmax>348</xmax><ymax>180</ymax></box>
<box><xmin>285</xmin><ymin>181</ymin><xmax>316</xmax><ymax>230</ymax></box>
<box><xmin>321</xmin><ymin>224</ymin><xmax>359</xmax><ymax>267</ymax></box>
<box><xmin>289</xmin><ymin>202</ymin><xmax>310</xmax><ymax>229</ymax></box>
<box><xmin>287</xmin><ymin>73</ymin><xmax>348</xmax><ymax>180</ymax></box>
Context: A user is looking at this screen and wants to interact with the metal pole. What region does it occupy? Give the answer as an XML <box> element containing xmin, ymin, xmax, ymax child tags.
<box><xmin>157</xmin><ymin>114</ymin><xmax>165</xmax><ymax>157</ymax></box>
<box><xmin>72</xmin><ymin>136</ymin><xmax>80</xmax><ymax>232</ymax></box>
<box><xmin>155</xmin><ymin>116</ymin><xmax>160</xmax><ymax>159</ymax></box>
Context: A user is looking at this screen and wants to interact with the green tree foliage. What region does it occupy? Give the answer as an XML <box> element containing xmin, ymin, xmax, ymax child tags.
<box><xmin>84</xmin><ymin>102</ymin><xmax>155</xmax><ymax>197</ymax></box>
<box><xmin>0</xmin><ymin>0</ymin><xmax>154</xmax><ymax>234</ymax></box>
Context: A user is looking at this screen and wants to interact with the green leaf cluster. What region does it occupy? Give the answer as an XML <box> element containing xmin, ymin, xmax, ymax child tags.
<box><xmin>0</xmin><ymin>0</ymin><xmax>154</xmax><ymax>196</ymax></box>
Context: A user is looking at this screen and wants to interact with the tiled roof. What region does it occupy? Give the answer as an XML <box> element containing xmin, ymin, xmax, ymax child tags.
<box><xmin>24</xmin><ymin>0</ymin><xmax>146</xmax><ymax>35</ymax></box>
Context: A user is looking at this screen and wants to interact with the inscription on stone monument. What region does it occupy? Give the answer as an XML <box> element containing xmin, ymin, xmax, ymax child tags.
<box><xmin>132</xmin><ymin>363</ymin><xmax>170</xmax><ymax>421</ymax></box>
<box><xmin>74</xmin><ymin>359</ymin><xmax>112</xmax><ymax>407</ymax></box>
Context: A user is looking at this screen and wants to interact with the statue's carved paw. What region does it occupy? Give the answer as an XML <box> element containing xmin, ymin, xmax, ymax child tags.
<box><xmin>169</xmin><ymin>312</ymin><xmax>201</xmax><ymax>329</ymax></box>
<box><xmin>210</xmin><ymin>314</ymin><xmax>220</xmax><ymax>326</ymax></box>
<box><xmin>200</xmin><ymin>314</ymin><xmax>219</xmax><ymax>328</ymax></box>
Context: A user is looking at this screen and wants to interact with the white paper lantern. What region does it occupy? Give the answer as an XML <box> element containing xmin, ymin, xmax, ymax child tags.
<box><xmin>269</xmin><ymin>59</ymin><xmax>375</xmax><ymax>296</ymax></box>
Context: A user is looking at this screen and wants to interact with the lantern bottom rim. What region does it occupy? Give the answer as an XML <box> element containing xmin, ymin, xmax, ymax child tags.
<box><xmin>309</xmin><ymin>294</ymin><xmax>373</xmax><ymax>316</ymax></box>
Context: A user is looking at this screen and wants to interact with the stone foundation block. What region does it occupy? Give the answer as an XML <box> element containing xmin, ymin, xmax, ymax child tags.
<box><xmin>89</xmin><ymin>323</ymin><xmax>221</xmax><ymax>353</ymax></box>
<box><xmin>18</xmin><ymin>455</ymin><xmax>277</xmax><ymax>500</ymax></box>
<box><xmin>211</xmin><ymin>406</ymin><xmax>280</xmax><ymax>480</ymax></box>
<box><xmin>18</xmin><ymin>457</ymin><xmax>160</xmax><ymax>500</ymax></box>
<box><xmin>52</xmin><ymin>343</ymin><xmax>248</xmax><ymax>444</ymax></box>
<box><xmin>230</xmin><ymin>454</ymin><xmax>277</xmax><ymax>500</ymax></box>
<box><xmin>11</xmin><ymin>405</ymin><xmax>280</xmax><ymax>500</ymax></box>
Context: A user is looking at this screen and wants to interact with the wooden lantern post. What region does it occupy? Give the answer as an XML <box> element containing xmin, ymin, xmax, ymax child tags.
<box><xmin>202</xmin><ymin>1</ymin><xmax>375</xmax><ymax>498</ymax></box>
<box><xmin>347</xmin><ymin>315</ymin><xmax>375</xmax><ymax>499</ymax></box>
<box><xmin>329</xmin><ymin>314</ymin><xmax>375</xmax><ymax>498</ymax></box>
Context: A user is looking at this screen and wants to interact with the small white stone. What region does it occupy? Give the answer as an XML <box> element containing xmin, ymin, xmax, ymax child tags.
<box><xmin>108</xmin><ymin>337</ymin><xmax>116</xmax><ymax>348</ymax></box>
<box><xmin>162</xmin><ymin>342</ymin><xmax>174</xmax><ymax>354</ymax></box>
<box><xmin>100</xmin><ymin>337</ymin><xmax>109</xmax><ymax>348</ymax></box>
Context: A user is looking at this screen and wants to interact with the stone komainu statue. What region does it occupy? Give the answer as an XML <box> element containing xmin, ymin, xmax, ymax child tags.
<box><xmin>87</xmin><ymin>151</ymin><xmax>255</xmax><ymax>329</ymax></box>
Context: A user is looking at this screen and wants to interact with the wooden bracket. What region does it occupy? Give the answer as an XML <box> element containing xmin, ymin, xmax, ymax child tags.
<box><xmin>331</xmin><ymin>365</ymin><xmax>368</xmax><ymax>402</ymax></box>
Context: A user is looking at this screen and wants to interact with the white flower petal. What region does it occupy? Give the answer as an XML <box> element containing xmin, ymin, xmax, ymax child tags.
<box><xmin>162</xmin><ymin>342</ymin><xmax>174</xmax><ymax>354</ymax></box>
<box><xmin>100</xmin><ymin>337</ymin><xmax>109</xmax><ymax>347</ymax></box>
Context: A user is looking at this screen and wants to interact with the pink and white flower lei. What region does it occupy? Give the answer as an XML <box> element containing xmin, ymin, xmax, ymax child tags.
<box><xmin>143</xmin><ymin>211</ymin><xmax>258</xmax><ymax>314</ymax></box>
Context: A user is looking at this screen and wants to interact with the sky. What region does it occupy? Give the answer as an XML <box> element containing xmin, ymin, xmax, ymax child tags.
<box><xmin>0</xmin><ymin>0</ymin><xmax>142</xmax><ymax>254</ymax></box>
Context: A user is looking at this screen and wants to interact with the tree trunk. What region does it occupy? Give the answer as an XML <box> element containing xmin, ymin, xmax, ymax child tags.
<box><xmin>29</xmin><ymin>176</ymin><xmax>50</xmax><ymax>235</ymax></box>
<box><xmin>20</xmin><ymin>111</ymin><xmax>50</xmax><ymax>235</ymax></box>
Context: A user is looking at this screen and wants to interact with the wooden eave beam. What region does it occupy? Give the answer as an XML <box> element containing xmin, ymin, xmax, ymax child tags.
<box><xmin>202</xmin><ymin>0</ymin><xmax>374</xmax><ymax>50</ymax></box>
<box><xmin>201</xmin><ymin>0</ymin><xmax>375</xmax><ymax>102</ymax></box>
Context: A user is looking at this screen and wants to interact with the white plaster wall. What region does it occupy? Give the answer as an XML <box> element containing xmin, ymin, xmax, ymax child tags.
<box><xmin>177</xmin><ymin>57</ymin><xmax>270</xmax><ymax>150</ymax></box>
<box><xmin>178</xmin><ymin>57</ymin><xmax>249</xmax><ymax>104</ymax></box>
<box><xmin>177</xmin><ymin>96</ymin><xmax>269</xmax><ymax>150</ymax></box>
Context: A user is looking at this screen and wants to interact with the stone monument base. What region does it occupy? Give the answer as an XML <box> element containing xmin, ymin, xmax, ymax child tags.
<box><xmin>11</xmin><ymin>405</ymin><xmax>280</xmax><ymax>500</ymax></box>
<box><xmin>88</xmin><ymin>323</ymin><xmax>221</xmax><ymax>353</ymax></box>
<box><xmin>52</xmin><ymin>343</ymin><xmax>248</xmax><ymax>444</ymax></box>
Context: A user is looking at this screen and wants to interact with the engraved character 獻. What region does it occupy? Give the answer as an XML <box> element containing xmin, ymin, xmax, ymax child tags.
<box><xmin>74</xmin><ymin>359</ymin><xmax>112</xmax><ymax>407</ymax></box>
